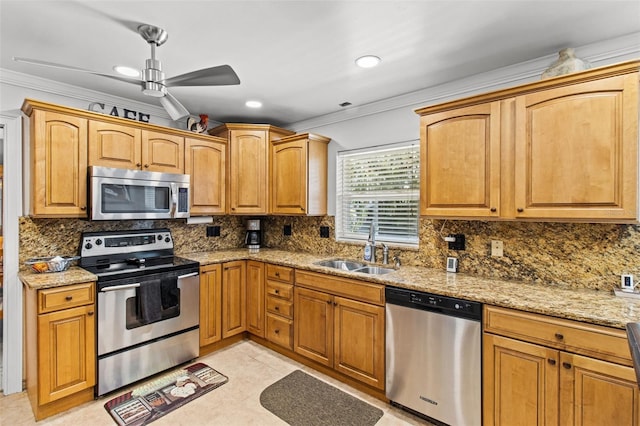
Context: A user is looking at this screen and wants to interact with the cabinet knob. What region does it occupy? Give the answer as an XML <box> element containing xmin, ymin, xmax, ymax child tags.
<box><xmin>300</xmin><ymin>207</ymin><xmax>305</xmax><ymax>211</ymax></box>
<box><xmin>554</xmin><ymin>333</ymin><xmax>564</xmax><ymax>340</ymax></box>
<box><xmin>333</xmin><ymin>301</ymin><xmax>338</xmax><ymax>307</ymax></box>
<box><xmin>65</xmin><ymin>295</ymin><xmax>73</xmax><ymax>301</ymax></box>
<box><xmin>274</xmin><ymin>289</ymin><xmax>280</xmax><ymax>294</ymax></box>
<box><xmin>326</xmin><ymin>300</ymin><xmax>332</xmax><ymax>305</ymax></box>
<box><xmin>490</xmin><ymin>207</ymin><xmax>497</xmax><ymax>212</ymax></box>
<box><xmin>80</xmin><ymin>206</ymin><xmax>87</xmax><ymax>211</ymax></box>
<box><xmin>562</xmin><ymin>362</ymin><xmax>572</xmax><ymax>369</ymax></box>
<box><xmin>548</xmin><ymin>359</ymin><xmax>556</xmax><ymax>365</ymax></box>
<box><xmin>275</xmin><ymin>272</ymin><xmax>280</xmax><ymax>277</ymax></box>
<box><xmin>274</xmin><ymin>329</ymin><xmax>280</xmax><ymax>334</ymax></box>
<box><xmin>275</xmin><ymin>306</ymin><xmax>280</xmax><ymax>311</ymax></box>
<box><xmin>136</xmin><ymin>163</ymin><xmax>142</xmax><ymax>167</ymax></box>
<box><xmin>87</xmin><ymin>311</ymin><xmax>94</xmax><ymax>316</ymax></box>
<box><xmin>517</xmin><ymin>208</ymin><xmax>524</xmax><ymax>213</ymax></box>
<box><xmin>144</xmin><ymin>164</ymin><xmax>149</xmax><ymax>168</ymax></box>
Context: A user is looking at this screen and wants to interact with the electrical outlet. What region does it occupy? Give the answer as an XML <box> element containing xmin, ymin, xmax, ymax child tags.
<box><xmin>283</xmin><ymin>224</ymin><xmax>292</xmax><ymax>236</ymax></box>
<box><xmin>448</xmin><ymin>234</ymin><xmax>465</xmax><ymax>250</ymax></box>
<box><xmin>206</xmin><ymin>225</ymin><xmax>220</xmax><ymax>237</ymax></box>
<box><xmin>491</xmin><ymin>240</ymin><xmax>504</xmax><ymax>257</ymax></box>
<box><xmin>621</xmin><ymin>274</ymin><xmax>635</xmax><ymax>292</ymax></box>
<box><xmin>320</xmin><ymin>226</ymin><xmax>330</xmax><ymax>238</ymax></box>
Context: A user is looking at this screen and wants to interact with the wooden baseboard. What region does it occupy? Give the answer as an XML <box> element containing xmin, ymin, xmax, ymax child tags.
<box><xmin>32</xmin><ymin>387</ymin><xmax>95</xmax><ymax>421</ymax></box>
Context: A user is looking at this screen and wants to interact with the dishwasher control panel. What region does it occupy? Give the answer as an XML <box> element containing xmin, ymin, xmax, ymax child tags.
<box><xmin>386</xmin><ymin>286</ymin><xmax>482</xmax><ymax>320</ymax></box>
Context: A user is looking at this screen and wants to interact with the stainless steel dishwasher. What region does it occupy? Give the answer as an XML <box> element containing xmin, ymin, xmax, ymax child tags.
<box><xmin>385</xmin><ymin>286</ymin><xmax>482</xmax><ymax>426</ymax></box>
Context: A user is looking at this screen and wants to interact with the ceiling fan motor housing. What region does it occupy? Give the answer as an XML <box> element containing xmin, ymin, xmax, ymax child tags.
<box><xmin>142</xmin><ymin>58</ymin><xmax>166</xmax><ymax>97</ymax></box>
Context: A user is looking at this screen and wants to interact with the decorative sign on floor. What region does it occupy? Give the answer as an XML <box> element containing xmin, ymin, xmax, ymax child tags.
<box><xmin>88</xmin><ymin>102</ymin><xmax>151</xmax><ymax>122</ymax></box>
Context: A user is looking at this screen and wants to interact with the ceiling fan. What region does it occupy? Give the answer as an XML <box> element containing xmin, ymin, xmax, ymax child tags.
<box><xmin>13</xmin><ymin>24</ymin><xmax>240</xmax><ymax>120</ymax></box>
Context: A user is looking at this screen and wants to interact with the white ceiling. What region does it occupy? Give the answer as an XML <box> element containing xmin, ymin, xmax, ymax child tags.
<box><xmin>1</xmin><ymin>1</ymin><xmax>639</xmax><ymax>127</ymax></box>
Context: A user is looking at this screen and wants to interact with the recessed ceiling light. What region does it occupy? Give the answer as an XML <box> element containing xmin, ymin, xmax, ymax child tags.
<box><xmin>245</xmin><ymin>100</ymin><xmax>262</xmax><ymax>108</ymax></box>
<box><xmin>113</xmin><ymin>65</ymin><xmax>140</xmax><ymax>77</ymax></box>
<box><xmin>355</xmin><ymin>55</ymin><xmax>381</xmax><ymax>68</ymax></box>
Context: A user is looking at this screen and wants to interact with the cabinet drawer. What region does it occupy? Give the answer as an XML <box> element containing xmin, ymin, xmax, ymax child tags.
<box><xmin>38</xmin><ymin>282</ymin><xmax>95</xmax><ymax>314</ymax></box>
<box><xmin>266</xmin><ymin>313</ymin><xmax>293</xmax><ymax>349</ymax></box>
<box><xmin>267</xmin><ymin>296</ymin><xmax>293</xmax><ymax>319</ymax></box>
<box><xmin>295</xmin><ymin>270</ymin><xmax>385</xmax><ymax>306</ymax></box>
<box><xmin>484</xmin><ymin>305</ymin><xmax>632</xmax><ymax>366</ymax></box>
<box><xmin>266</xmin><ymin>264</ymin><xmax>294</xmax><ymax>284</ymax></box>
<box><xmin>266</xmin><ymin>281</ymin><xmax>293</xmax><ymax>301</ymax></box>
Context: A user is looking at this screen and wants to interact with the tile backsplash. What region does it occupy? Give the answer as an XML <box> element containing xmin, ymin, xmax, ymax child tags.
<box><xmin>19</xmin><ymin>215</ymin><xmax>640</xmax><ymax>290</ymax></box>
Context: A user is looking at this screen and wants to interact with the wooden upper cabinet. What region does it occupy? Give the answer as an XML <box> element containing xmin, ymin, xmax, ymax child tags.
<box><xmin>270</xmin><ymin>133</ymin><xmax>330</xmax><ymax>215</ymax></box>
<box><xmin>420</xmin><ymin>102</ymin><xmax>501</xmax><ymax>218</ymax></box>
<box><xmin>209</xmin><ymin>123</ymin><xmax>294</xmax><ymax>214</ymax></box>
<box><xmin>416</xmin><ymin>60</ymin><xmax>640</xmax><ymax>223</ymax></box>
<box><xmin>185</xmin><ymin>137</ymin><xmax>226</xmax><ymax>215</ymax></box>
<box><xmin>30</xmin><ymin>110</ymin><xmax>88</xmax><ymax>217</ymax></box>
<box><xmin>513</xmin><ymin>74</ymin><xmax>638</xmax><ymax>221</ymax></box>
<box><xmin>141</xmin><ymin>130</ymin><xmax>184</xmax><ymax>173</ymax></box>
<box><xmin>88</xmin><ymin>120</ymin><xmax>142</xmax><ymax>169</ymax></box>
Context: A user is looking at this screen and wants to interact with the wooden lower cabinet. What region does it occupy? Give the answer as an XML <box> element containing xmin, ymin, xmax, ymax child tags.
<box><xmin>246</xmin><ymin>261</ymin><xmax>265</xmax><ymax>337</ymax></box>
<box><xmin>294</xmin><ymin>283</ymin><xmax>385</xmax><ymax>390</ymax></box>
<box><xmin>265</xmin><ymin>264</ymin><xmax>294</xmax><ymax>349</ymax></box>
<box><xmin>484</xmin><ymin>306</ymin><xmax>640</xmax><ymax>426</ymax></box>
<box><xmin>222</xmin><ymin>260</ymin><xmax>246</xmax><ymax>338</ymax></box>
<box><xmin>24</xmin><ymin>282</ymin><xmax>96</xmax><ymax>420</ymax></box>
<box><xmin>199</xmin><ymin>263</ymin><xmax>223</xmax><ymax>346</ymax></box>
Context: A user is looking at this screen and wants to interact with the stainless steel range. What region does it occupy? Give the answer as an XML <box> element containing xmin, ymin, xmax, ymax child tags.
<box><xmin>79</xmin><ymin>228</ymin><xmax>200</xmax><ymax>396</ymax></box>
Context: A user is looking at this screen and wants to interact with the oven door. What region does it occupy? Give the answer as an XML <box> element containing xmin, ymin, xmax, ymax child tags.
<box><xmin>97</xmin><ymin>269</ymin><xmax>199</xmax><ymax>356</ymax></box>
<box><xmin>90</xmin><ymin>173</ymin><xmax>190</xmax><ymax>220</ymax></box>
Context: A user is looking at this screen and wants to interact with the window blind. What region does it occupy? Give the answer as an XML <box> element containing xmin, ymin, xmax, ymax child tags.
<box><xmin>336</xmin><ymin>142</ymin><xmax>419</xmax><ymax>246</ymax></box>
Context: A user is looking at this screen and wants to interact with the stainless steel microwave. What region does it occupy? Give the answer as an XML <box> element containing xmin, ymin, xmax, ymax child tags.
<box><xmin>89</xmin><ymin>166</ymin><xmax>190</xmax><ymax>220</ymax></box>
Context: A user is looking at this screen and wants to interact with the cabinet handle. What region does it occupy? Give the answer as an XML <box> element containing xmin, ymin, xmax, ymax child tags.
<box><xmin>65</xmin><ymin>295</ymin><xmax>73</xmax><ymax>301</ymax></box>
<box><xmin>274</xmin><ymin>289</ymin><xmax>280</xmax><ymax>294</ymax></box>
<box><xmin>517</xmin><ymin>208</ymin><xmax>524</xmax><ymax>213</ymax></box>
<box><xmin>490</xmin><ymin>207</ymin><xmax>497</xmax><ymax>212</ymax></box>
<box><xmin>275</xmin><ymin>272</ymin><xmax>280</xmax><ymax>277</ymax></box>
<box><xmin>562</xmin><ymin>362</ymin><xmax>572</xmax><ymax>369</ymax></box>
<box><xmin>548</xmin><ymin>359</ymin><xmax>556</xmax><ymax>365</ymax></box>
<box><xmin>554</xmin><ymin>333</ymin><xmax>564</xmax><ymax>340</ymax></box>
<box><xmin>326</xmin><ymin>300</ymin><xmax>332</xmax><ymax>305</ymax></box>
<box><xmin>144</xmin><ymin>164</ymin><xmax>149</xmax><ymax>168</ymax></box>
<box><xmin>80</xmin><ymin>206</ymin><xmax>87</xmax><ymax>211</ymax></box>
<box><xmin>333</xmin><ymin>301</ymin><xmax>338</xmax><ymax>306</ymax></box>
<box><xmin>231</xmin><ymin>207</ymin><xmax>236</xmax><ymax>211</ymax></box>
<box><xmin>87</xmin><ymin>311</ymin><xmax>94</xmax><ymax>316</ymax></box>
<box><xmin>300</xmin><ymin>207</ymin><xmax>305</xmax><ymax>211</ymax></box>
<box><xmin>136</xmin><ymin>163</ymin><xmax>142</xmax><ymax>167</ymax></box>
<box><xmin>274</xmin><ymin>329</ymin><xmax>280</xmax><ymax>334</ymax></box>
<box><xmin>275</xmin><ymin>306</ymin><xmax>280</xmax><ymax>311</ymax></box>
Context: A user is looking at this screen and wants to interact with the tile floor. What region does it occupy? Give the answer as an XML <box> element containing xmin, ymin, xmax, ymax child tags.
<box><xmin>0</xmin><ymin>340</ymin><xmax>433</xmax><ymax>425</ymax></box>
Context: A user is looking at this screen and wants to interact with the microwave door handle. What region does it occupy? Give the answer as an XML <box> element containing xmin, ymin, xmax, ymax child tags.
<box><xmin>170</xmin><ymin>183</ymin><xmax>178</xmax><ymax>218</ymax></box>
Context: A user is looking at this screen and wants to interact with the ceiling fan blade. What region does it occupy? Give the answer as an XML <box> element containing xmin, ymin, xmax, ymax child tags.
<box><xmin>159</xmin><ymin>91</ymin><xmax>190</xmax><ymax>121</ymax></box>
<box><xmin>13</xmin><ymin>57</ymin><xmax>141</xmax><ymax>85</ymax></box>
<box><xmin>164</xmin><ymin>65</ymin><xmax>240</xmax><ymax>87</ymax></box>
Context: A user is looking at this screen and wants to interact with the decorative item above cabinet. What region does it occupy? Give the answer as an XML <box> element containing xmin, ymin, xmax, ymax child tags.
<box><xmin>416</xmin><ymin>60</ymin><xmax>639</xmax><ymax>223</ymax></box>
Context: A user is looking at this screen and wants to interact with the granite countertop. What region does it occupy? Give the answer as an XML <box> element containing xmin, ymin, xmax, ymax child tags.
<box><xmin>18</xmin><ymin>248</ymin><xmax>640</xmax><ymax>329</ymax></box>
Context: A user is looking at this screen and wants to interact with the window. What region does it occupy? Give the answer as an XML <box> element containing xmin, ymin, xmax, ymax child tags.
<box><xmin>336</xmin><ymin>141</ymin><xmax>420</xmax><ymax>247</ymax></box>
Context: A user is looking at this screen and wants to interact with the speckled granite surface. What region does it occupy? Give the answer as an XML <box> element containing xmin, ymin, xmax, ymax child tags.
<box><xmin>19</xmin><ymin>266</ymin><xmax>97</xmax><ymax>289</ymax></box>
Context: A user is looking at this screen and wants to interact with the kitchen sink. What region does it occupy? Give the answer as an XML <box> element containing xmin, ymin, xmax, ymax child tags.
<box><xmin>314</xmin><ymin>259</ymin><xmax>394</xmax><ymax>275</ymax></box>
<box><xmin>314</xmin><ymin>259</ymin><xmax>365</xmax><ymax>271</ymax></box>
<box><xmin>353</xmin><ymin>266</ymin><xmax>395</xmax><ymax>275</ymax></box>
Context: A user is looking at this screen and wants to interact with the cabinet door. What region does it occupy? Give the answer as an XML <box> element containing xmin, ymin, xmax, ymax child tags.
<box><xmin>333</xmin><ymin>296</ymin><xmax>385</xmax><ymax>389</ymax></box>
<box><xmin>514</xmin><ymin>74</ymin><xmax>638</xmax><ymax>221</ymax></box>
<box><xmin>31</xmin><ymin>110</ymin><xmax>88</xmax><ymax>217</ymax></box>
<box><xmin>185</xmin><ymin>138</ymin><xmax>226</xmax><ymax>215</ymax></box>
<box><xmin>199</xmin><ymin>264</ymin><xmax>222</xmax><ymax>346</ymax></box>
<box><xmin>228</xmin><ymin>130</ymin><xmax>268</xmax><ymax>214</ymax></box>
<box><xmin>559</xmin><ymin>352</ymin><xmax>640</xmax><ymax>426</ymax></box>
<box><xmin>294</xmin><ymin>287</ymin><xmax>333</xmax><ymax>367</ymax></box>
<box><xmin>141</xmin><ymin>130</ymin><xmax>184</xmax><ymax>173</ymax></box>
<box><xmin>271</xmin><ymin>139</ymin><xmax>307</xmax><ymax>215</ymax></box>
<box><xmin>88</xmin><ymin>120</ymin><xmax>142</xmax><ymax>169</ymax></box>
<box><xmin>483</xmin><ymin>333</ymin><xmax>559</xmax><ymax>426</ymax></box>
<box><xmin>222</xmin><ymin>261</ymin><xmax>246</xmax><ymax>338</ymax></box>
<box><xmin>420</xmin><ymin>102</ymin><xmax>501</xmax><ymax>218</ymax></box>
<box><xmin>246</xmin><ymin>261</ymin><xmax>265</xmax><ymax>338</ymax></box>
<box><xmin>37</xmin><ymin>304</ymin><xmax>95</xmax><ymax>404</ymax></box>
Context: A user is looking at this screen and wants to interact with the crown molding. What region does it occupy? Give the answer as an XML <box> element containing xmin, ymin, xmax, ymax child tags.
<box><xmin>289</xmin><ymin>32</ymin><xmax>640</xmax><ymax>132</ymax></box>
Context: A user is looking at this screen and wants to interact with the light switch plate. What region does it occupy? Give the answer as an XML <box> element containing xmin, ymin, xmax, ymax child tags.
<box><xmin>491</xmin><ymin>240</ymin><xmax>504</xmax><ymax>257</ymax></box>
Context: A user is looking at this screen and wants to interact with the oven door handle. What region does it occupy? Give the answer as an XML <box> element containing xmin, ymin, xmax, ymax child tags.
<box><xmin>177</xmin><ymin>272</ymin><xmax>199</xmax><ymax>280</ymax></box>
<box><xmin>100</xmin><ymin>283</ymin><xmax>141</xmax><ymax>292</ymax></box>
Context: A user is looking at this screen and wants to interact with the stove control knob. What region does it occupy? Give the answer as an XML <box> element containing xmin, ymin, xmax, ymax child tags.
<box><xmin>455</xmin><ymin>303</ymin><xmax>461</xmax><ymax>309</ymax></box>
<box><xmin>96</xmin><ymin>239</ymin><xmax>102</xmax><ymax>245</ymax></box>
<box><xmin>157</xmin><ymin>235</ymin><xmax>163</xmax><ymax>241</ymax></box>
<box><xmin>85</xmin><ymin>242</ymin><xmax>93</xmax><ymax>250</ymax></box>
<box><xmin>165</xmin><ymin>237</ymin><xmax>171</xmax><ymax>243</ymax></box>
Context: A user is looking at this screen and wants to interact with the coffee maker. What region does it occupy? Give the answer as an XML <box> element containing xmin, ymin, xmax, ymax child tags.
<box><xmin>244</xmin><ymin>219</ymin><xmax>262</xmax><ymax>253</ymax></box>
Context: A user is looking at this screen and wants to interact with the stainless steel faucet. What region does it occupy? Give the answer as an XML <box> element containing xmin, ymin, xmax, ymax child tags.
<box><xmin>393</xmin><ymin>255</ymin><xmax>401</xmax><ymax>269</ymax></box>
<box><xmin>368</xmin><ymin>222</ymin><xmax>376</xmax><ymax>263</ymax></box>
<box><xmin>382</xmin><ymin>244</ymin><xmax>389</xmax><ymax>264</ymax></box>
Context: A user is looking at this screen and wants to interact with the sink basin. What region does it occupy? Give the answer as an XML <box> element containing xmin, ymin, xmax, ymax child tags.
<box><xmin>353</xmin><ymin>266</ymin><xmax>395</xmax><ymax>275</ymax></box>
<box><xmin>314</xmin><ymin>259</ymin><xmax>365</xmax><ymax>271</ymax></box>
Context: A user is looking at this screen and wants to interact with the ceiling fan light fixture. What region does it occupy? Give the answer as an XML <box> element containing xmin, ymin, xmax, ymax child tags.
<box><xmin>245</xmin><ymin>100</ymin><xmax>262</xmax><ymax>108</ymax></box>
<box><xmin>113</xmin><ymin>65</ymin><xmax>140</xmax><ymax>77</ymax></box>
<box><xmin>355</xmin><ymin>55</ymin><xmax>381</xmax><ymax>68</ymax></box>
<box><xmin>142</xmin><ymin>81</ymin><xmax>166</xmax><ymax>97</ymax></box>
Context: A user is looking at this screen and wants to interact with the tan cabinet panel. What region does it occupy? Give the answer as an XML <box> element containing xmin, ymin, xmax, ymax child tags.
<box><xmin>222</xmin><ymin>260</ymin><xmax>246</xmax><ymax>338</ymax></box>
<box><xmin>141</xmin><ymin>130</ymin><xmax>184</xmax><ymax>173</ymax></box>
<box><xmin>185</xmin><ymin>137</ymin><xmax>226</xmax><ymax>215</ymax></box>
<box><xmin>294</xmin><ymin>286</ymin><xmax>333</xmax><ymax>367</ymax></box>
<box><xmin>199</xmin><ymin>264</ymin><xmax>222</xmax><ymax>346</ymax></box>
<box><xmin>246</xmin><ymin>261</ymin><xmax>265</xmax><ymax>338</ymax></box>
<box><xmin>88</xmin><ymin>120</ymin><xmax>142</xmax><ymax>169</ymax></box>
